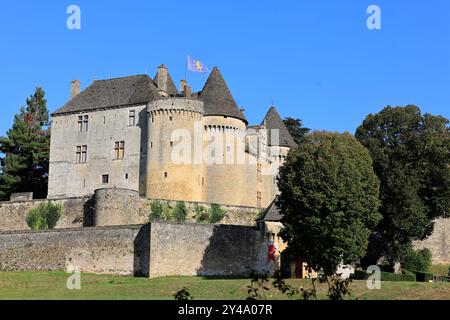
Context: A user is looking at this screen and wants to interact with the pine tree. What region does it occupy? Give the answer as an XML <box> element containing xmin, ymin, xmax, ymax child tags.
<box><xmin>0</xmin><ymin>87</ymin><xmax>50</xmax><ymax>200</ymax></box>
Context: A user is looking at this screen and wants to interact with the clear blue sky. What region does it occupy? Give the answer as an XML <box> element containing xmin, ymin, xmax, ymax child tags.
<box><xmin>0</xmin><ymin>0</ymin><xmax>449</xmax><ymax>136</ymax></box>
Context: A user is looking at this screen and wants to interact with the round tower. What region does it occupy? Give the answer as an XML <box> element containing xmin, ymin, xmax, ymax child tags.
<box><xmin>146</xmin><ymin>98</ymin><xmax>205</xmax><ymax>202</ymax></box>
<box><xmin>199</xmin><ymin>67</ymin><xmax>251</xmax><ymax>207</ymax></box>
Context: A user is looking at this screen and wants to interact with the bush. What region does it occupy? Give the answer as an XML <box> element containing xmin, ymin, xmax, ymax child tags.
<box><xmin>172</xmin><ymin>201</ymin><xmax>187</xmax><ymax>222</ymax></box>
<box><xmin>194</xmin><ymin>204</ymin><xmax>209</xmax><ymax>223</ymax></box>
<box><xmin>149</xmin><ymin>200</ymin><xmax>164</xmax><ymax>221</ymax></box>
<box><xmin>351</xmin><ymin>269</ymin><xmax>416</xmax><ymax>282</ymax></box>
<box><xmin>208</xmin><ymin>204</ymin><xmax>226</xmax><ymax>224</ymax></box>
<box><xmin>408</xmin><ymin>270</ymin><xmax>434</xmax><ymax>282</ymax></box>
<box><xmin>26</xmin><ymin>202</ymin><xmax>61</xmax><ymax>230</ymax></box>
<box><xmin>401</xmin><ymin>247</ymin><xmax>432</xmax><ymax>272</ymax></box>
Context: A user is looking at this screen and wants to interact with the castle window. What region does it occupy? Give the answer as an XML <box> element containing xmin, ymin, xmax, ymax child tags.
<box><xmin>152</xmin><ymin>117</ymin><xmax>154</xmax><ymax>123</ymax></box>
<box><xmin>102</xmin><ymin>174</ymin><xmax>109</xmax><ymax>184</ymax></box>
<box><xmin>257</xmin><ymin>191</ymin><xmax>262</xmax><ymax>207</ymax></box>
<box><xmin>125</xmin><ymin>173</ymin><xmax>129</xmax><ymax>180</ymax></box>
<box><xmin>169</xmin><ymin>116</ymin><xmax>173</xmax><ymax>121</ymax></box>
<box><xmin>114</xmin><ymin>141</ymin><xmax>125</xmax><ymax>160</ymax></box>
<box><xmin>257</xmin><ymin>163</ymin><xmax>262</xmax><ymax>182</ymax></box>
<box><xmin>164</xmin><ymin>172</ymin><xmax>168</xmax><ymax>178</ymax></box>
<box><xmin>170</xmin><ymin>141</ymin><xmax>173</xmax><ymax>147</ymax></box>
<box><xmin>83</xmin><ymin>115</ymin><xmax>89</xmax><ymax>131</ymax></box>
<box><xmin>129</xmin><ymin>110</ymin><xmax>136</xmax><ymax>126</ymax></box>
<box><xmin>76</xmin><ymin>145</ymin><xmax>87</xmax><ymax>164</ymax></box>
<box><xmin>78</xmin><ymin>116</ymin><xmax>83</xmax><ymax>131</ymax></box>
<box><xmin>150</xmin><ymin>142</ymin><xmax>153</xmax><ymax>148</ymax></box>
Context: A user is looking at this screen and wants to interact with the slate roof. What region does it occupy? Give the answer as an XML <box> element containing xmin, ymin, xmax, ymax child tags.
<box><xmin>198</xmin><ymin>67</ymin><xmax>247</xmax><ymax>123</ymax></box>
<box><xmin>262</xmin><ymin>106</ymin><xmax>297</xmax><ymax>148</ymax></box>
<box><xmin>257</xmin><ymin>197</ymin><xmax>283</xmax><ymax>222</ymax></box>
<box><xmin>52</xmin><ymin>75</ymin><xmax>160</xmax><ymax>115</ymax></box>
<box><xmin>152</xmin><ymin>70</ymin><xmax>179</xmax><ymax>96</ymax></box>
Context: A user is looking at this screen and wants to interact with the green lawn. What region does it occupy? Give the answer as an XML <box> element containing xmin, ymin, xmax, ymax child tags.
<box><xmin>0</xmin><ymin>271</ymin><xmax>449</xmax><ymax>300</ymax></box>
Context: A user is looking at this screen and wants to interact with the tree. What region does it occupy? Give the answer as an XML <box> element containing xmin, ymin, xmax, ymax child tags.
<box><xmin>355</xmin><ymin>105</ymin><xmax>450</xmax><ymax>264</ymax></box>
<box><xmin>283</xmin><ymin>117</ymin><xmax>310</xmax><ymax>144</ymax></box>
<box><xmin>0</xmin><ymin>87</ymin><xmax>50</xmax><ymax>200</ymax></box>
<box><xmin>277</xmin><ymin>131</ymin><xmax>381</xmax><ymax>278</ymax></box>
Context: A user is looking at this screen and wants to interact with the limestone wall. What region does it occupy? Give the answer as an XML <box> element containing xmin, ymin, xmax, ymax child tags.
<box><xmin>0</xmin><ymin>197</ymin><xmax>92</xmax><ymax>232</ymax></box>
<box><xmin>414</xmin><ymin>218</ymin><xmax>450</xmax><ymax>264</ymax></box>
<box><xmin>48</xmin><ymin>104</ymin><xmax>148</xmax><ymax>199</ymax></box>
<box><xmin>0</xmin><ymin>222</ymin><xmax>271</xmax><ymax>278</ymax></box>
<box><xmin>0</xmin><ymin>225</ymin><xmax>150</xmax><ymax>276</ymax></box>
<box><xmin>149</xmin><ymin>221</ymin><xmax>269</xmax><ymax>277</ymax></box>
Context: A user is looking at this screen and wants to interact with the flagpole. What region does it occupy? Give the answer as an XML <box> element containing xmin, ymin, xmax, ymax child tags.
<box><xmin>185</xmin><ymin>55</ymin><xmax>188</xmax><ymax>84</ymax></box>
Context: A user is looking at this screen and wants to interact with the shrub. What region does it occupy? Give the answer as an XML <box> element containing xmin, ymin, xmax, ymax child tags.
<box><xmin>25</xmin><ymin>202</ymin><xmax>61</xmax><ymax>230</ymax></box>
<box><xmin>172</xmin><ymin>201</ymin><xmax>187</xmax><ymax>222</ymax></box>
<box><xmin>401</xmin><ymin>247</ymin><xmax>432</xmax><ymax>272</ymax></box>
<box><xmin>350</xmin><ymin>269</ymin><xmax>416</xmax><ymax>282</ymax></box>
<box><xmin>149</xmin><ymin>200</ymin><xmax>164</xmax><ymax>221</ymax></box>
<box><xmin>408</xmin><ymin>270</ymin><xmax>434</xmax><ymax>282</ymax></box>
<box><xmin>194</xmin><ymin>204</ymin><xmax>209</xmax><ymax>223</ymax></box>
<box><xmin>208</xmin><ymin>204</ymin><xmax>226</xmax><ymax>224</ymax></box>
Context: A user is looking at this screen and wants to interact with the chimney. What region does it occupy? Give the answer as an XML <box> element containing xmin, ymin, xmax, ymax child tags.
<box><xmin>71</xmin><ymin>80</ymin><xmax>80</xmax><ymax>98</ymax></box>
<box><xmin>180</xmin><ymin>80</ymin><xmax>187</xmax><ymax>93</ymax></box>
<box><xmin>184</xmin><ymin>84</ymin><xmax>192</xmax><ymax>98</ymax></box>
<box><xmin>157</xmin><ymin>64</ymin><xmax>168</xmax><ymax>96</ymax></box>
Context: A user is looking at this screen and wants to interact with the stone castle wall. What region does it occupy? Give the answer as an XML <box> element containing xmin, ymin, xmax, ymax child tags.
<box><xmin>0</xmin><ymin>196</ymin><xmax>92</xmax><ymax>231</ymax></box>
<box><xmin>149</xmin><ymin>222</ymin><xmax>269</xmax><ymax>278</ymax></box>
<box><xmin>0</xmin><ymin>222</ymin><xmax>271</xmax><ymax>278</ymax></box>
<box><xmin>48</xmin><ymin>104</ymin><xmax>148</xmax><ymax>199</ymax></box>
<box><xmin>0</xmin><ymin>188</ymin><xmax>260</xmax><ymax>232</ymax></box>
<box><xmin>414</xmin><ymin>218</ymin><xmax>450</xmax><ymax>264</ymax></box>
<box><xmin>0</xmin><ymin>225</ymin><xmax>149</xmax><ymax>276</ymax></box>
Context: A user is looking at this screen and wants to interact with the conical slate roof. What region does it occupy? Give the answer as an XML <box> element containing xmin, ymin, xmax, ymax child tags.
<box><xmin>262</xmin><ymin>106</ymin><xmax>296</xmax><ymax>148</ymax></box>
<box><xmin>153</xmin><ymin>69</ymin><xmax>179</xmax><ymax>96</ymax></box>
<box><xmin>52</xmin><ymin>75</ymin><xmax>160</xmax><ymax>115</ymax></box>
<box><xmin>199</xmin><ymin>67</ymin><xmax>247</xmax><ymax>123</ymax></box>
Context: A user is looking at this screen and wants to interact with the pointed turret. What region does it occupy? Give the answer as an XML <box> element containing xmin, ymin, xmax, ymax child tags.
<box><xmin>199</xmin><ymin>67</ymin><xmax>247</xmax><ymax>123</ymax></box>
<box><xmin>262</xmin><ymin>106</ymin><xmax>296</xmax><ymax>148</ymax></box>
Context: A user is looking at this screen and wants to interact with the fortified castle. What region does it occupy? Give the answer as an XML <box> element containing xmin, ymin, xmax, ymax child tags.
<box><xmin>48</xmin><ymin>64</ymin><xmax>296</xmax><ymax>209</ymax></box>
<box><xmin>0</xmin><ymin>65</ymin><xmax>447</xmax><ymax>278</ymax></box>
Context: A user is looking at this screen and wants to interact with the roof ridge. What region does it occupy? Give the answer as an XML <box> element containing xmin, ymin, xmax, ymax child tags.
<box><xmin>94</xmin><ymin>74</ymin><xmax>150</xmax><ymax>82</ymax></box>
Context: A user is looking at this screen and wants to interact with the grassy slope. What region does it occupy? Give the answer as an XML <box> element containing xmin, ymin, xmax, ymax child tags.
<box><xmin>1</xmin><ymin>271</ymin><xmax>450</xmax><ymax>300</ymax></box>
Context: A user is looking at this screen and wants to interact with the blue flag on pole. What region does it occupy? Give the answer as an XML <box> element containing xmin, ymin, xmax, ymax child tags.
<box><xmin>187</xmin><ymin>56</ymin><xmax>210</xmax><ymax>74</ymax></box>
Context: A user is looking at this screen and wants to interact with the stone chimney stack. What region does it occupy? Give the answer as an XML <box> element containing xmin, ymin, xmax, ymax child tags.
<box><xmin>157</xmin><ymin>64</ymin><xmax>168</xmax><ymax>96</ymax></box>
<box><xmin>184</xmin><ymin>84</ymin><xmax>192</xmax><ymax>98</ymax></box>
<box><xmin>71</xmin><ymin>80</ymin><xmax>80</xmax><ymax>98</ymax></box>
<box><xmin>180</xmin><ymin>80</ymin><xmax>187</xmax><ymax>93</ymax></box>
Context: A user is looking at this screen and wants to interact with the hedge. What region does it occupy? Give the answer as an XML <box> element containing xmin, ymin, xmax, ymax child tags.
<box><xmin>409</xmin><ymin>270</ymin><xmax>434</xmax><ymax>282</ymax></box>
<box><xmin>351</xmin><ymin>269</ymin><xmax>416</xmax><ymax>282</ymax></box>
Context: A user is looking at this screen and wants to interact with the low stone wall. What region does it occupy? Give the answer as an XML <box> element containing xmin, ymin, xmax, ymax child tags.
<box><xmin>149</xmin><ymin>221</ymin><xmax>269</xmax><ymax>278</ymax></box>
<box><xmin>141</xmin><ymin>198</ymin><xmax>261</xmax><ymax>226</ymax></box>
<box><xmin>0</xmin><ymin>196</ymin><xmax>92</xmax><ymax>232</ymax></box>
<box><xmin>0</xmin><ymin>222</ymin><xmax>271</xmax><ymax>278</ymax></box>
<box><xmin>0</xmin><ymin>225</ymin><xmax>150</xmax><ymax>276</ymax></box>
<box><xmin>414</xmin><ymin>218</ymin><xmax>450</xmax><ymax>264</ymax></box>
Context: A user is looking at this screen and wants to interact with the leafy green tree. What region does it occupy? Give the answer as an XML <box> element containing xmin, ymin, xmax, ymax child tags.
<box><xmin>277</xmin><ymin>131</ymin><xmax>381</xmax><ymax>277</ymax></box>
<box><xmin>0</xmin><ymin>87</ymin><xmax>50</xmax><ymax>200</ymax></box>
<box><xmin>172</xmin><ymin>201</ymin><xmax>188</xmax><ymax>222</ymax></box>
<box><xmin>355</xmin><ymin>105</ymin><xmax>450</xmax><ymax>264</ymax></box>
<box><xmin>149</xmin><ymin>200</ymin><xmax>164</xmax><ymax>221</ymax></box>
<box><xmin>208</xmin><ymin>204</ymin><xmax>226</xmax><ymax>224</ymax></box>
<box><xmin>283</xmin><ymin>117</ymin><xmax>310</xmax><ymax>144</ymax></box>
<box><xmin>26</xmin><ymin>202</ymin><xmax>61</xmax><ymax>230</ymax></box>
<box><xmin>400</xmin><ymin>248</ymin><xmax>432</xmax><ymax>272</ymax></box>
